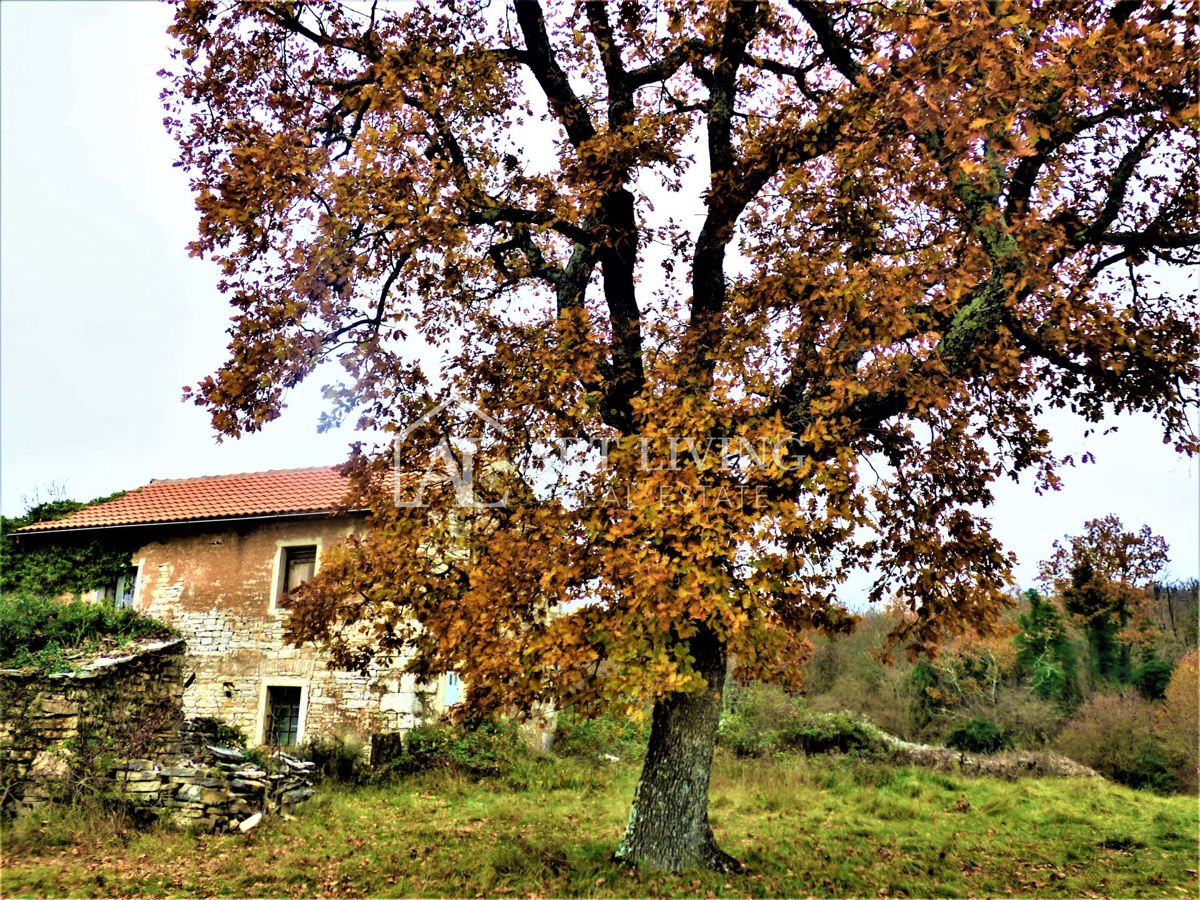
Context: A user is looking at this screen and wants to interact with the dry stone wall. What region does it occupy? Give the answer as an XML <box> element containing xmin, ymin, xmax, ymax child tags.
<box><xmin>0</xmin><ymin>639</ymin><xmax>186</xmax><ymax>813</ymax></box>
<box><xmin>0</xmin><ymin>640</ymin><xmax>314</xmax><ymax>830</ymax></box>
<box><xmin>110</xmin><ymin>744</ymin><xmax>315</xmax><ymax>831</ymax></box>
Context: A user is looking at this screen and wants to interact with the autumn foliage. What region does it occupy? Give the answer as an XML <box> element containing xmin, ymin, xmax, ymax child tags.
<box><xmin>164</xmin><ymin>0</ymin><xmax>1199</xmax><ymax>868</ymax></box>
<box><xmin>1157</xmin><ymin>649</ymin><xmax>1199</xmax><ymax>793</ymax></box>
<box><xmin>1039</xmin><ymin>515</ymin><xmax>1169</xmax><ymax>682</ymax></box>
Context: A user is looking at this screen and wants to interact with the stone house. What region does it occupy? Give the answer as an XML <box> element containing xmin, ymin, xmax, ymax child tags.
<box><xmin>16</xmin><ymin>466</ymin><xmax>459</xmax><ymax>748</ymax></box>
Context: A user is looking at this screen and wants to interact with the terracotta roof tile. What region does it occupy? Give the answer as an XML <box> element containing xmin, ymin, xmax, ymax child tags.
<box><xmin>17</xmin><ymin>466</ymin><xmax>357</xmax><ymax>533</ymax></box>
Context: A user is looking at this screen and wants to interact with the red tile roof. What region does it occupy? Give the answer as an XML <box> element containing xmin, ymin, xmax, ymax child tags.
<box><xmin>17</xmin><ymin>466</ymin><xmax>358</xmax><ymax>533</ymax></box>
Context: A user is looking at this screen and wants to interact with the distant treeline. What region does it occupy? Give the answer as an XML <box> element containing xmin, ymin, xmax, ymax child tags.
<box><xmin>797</xmin><ymin>577</ymin><xmax>1197</xmax><ymax>793</ymax></box>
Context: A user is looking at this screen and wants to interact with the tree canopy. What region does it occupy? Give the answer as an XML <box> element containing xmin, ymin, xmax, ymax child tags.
<box><xmin>1040</xmin><ymin>515</ymin><xmax>1170</xmax><ymax>682</ymax></box>
<box><xmin>166</xmin><ymin>0</ymin><xmax>1199</xmax><ymax>870</ymax></box>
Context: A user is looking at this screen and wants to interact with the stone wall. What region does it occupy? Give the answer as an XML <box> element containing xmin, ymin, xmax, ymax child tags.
<box><xmin>0</xmin><ymin>639</ymin><xmax>186</xmax><ymax>814</ymax></box>
<box><xmin>0</xmin><ymin>640</ymin><xmax>314</xmax><ymax>829</ymax></box>
<box><xmin>131</xmin><ymin>516</ymin><xmax>441</xmax><ymax>744</ymax></box>
<box><xmin>111</xmin><ymin>744</ymin><xmax>315</xmax><ymax>832</ymax></box>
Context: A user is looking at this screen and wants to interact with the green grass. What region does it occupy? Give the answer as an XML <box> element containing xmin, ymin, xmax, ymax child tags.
<box><xmin>3</xmin><ymin>753</ymin><xmax>1197</xmax><ymax>898</ymax></box>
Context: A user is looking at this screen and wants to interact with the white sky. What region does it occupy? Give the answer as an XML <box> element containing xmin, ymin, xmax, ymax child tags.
<box><xmin>1</xmin><ymin>2</ymin><xmax>1197</xmax><ymax>593</ymax></box>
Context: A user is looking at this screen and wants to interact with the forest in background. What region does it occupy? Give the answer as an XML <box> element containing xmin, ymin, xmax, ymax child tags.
<box><xmin>785</xmin><ymin>530</ymin><xmax>1198</xmax><ymax>793</ymax></box>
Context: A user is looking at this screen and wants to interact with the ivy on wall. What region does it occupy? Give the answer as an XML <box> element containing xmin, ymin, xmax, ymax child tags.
<box><xmin>0</xmin><ymin>495</ymin><xmax>135</xmax><ymax>597</ymax></box>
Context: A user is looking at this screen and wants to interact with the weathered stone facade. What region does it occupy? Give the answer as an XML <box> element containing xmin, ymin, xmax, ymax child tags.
<box><xmin>0</xmin><ymin>638</ymin><xmax>321</xmax><ymax>827</ymax></box>
<box><xmin>126</xmin><ymin>515</ymin><xmax>446</xmax><ymax>745</ymax></box>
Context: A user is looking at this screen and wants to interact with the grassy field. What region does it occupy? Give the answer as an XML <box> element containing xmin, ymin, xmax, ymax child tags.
<box><xmin>3</xmin><ymin>752</ymin><xmax>1197</xmax><ymax>898</ymax></box>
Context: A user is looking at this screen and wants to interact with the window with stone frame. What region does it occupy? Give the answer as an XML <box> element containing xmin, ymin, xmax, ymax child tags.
<box><xmin>277</xmin><ymin>545</ymin><xmax>317</xmax><ymax>608</ymax></box>
<box><xmin>265</xmin><ymin>685</ymin><xmax>303</xmax><ymax>746</ymax></box>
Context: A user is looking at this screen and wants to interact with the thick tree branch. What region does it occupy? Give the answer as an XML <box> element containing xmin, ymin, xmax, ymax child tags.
<box><xmin>594</xmin><ymin>188</ymin><xmax>645</xmax><ymax>433</ymax></box>
<box><xmin>467</xmin><ymin>206</ymin><xmax>593</xmax><ymax>246</ymax></box>
<box><xmin>584</xmin><ymin>1</ymin><xmax>632</xmax><ymax>128</ymax></box>
<box><xmin>1109</xmin><ymin>0</ymin><xmax>1143</xmax><ymax>26</ymax></box>
<box><xmin>787</xmin><ymin>0</ymin><xmax>862</xmax><ymax>82</ymax></box>
<box><xmin>628</xmin><ymin>39</ymin><xmax>710</xmax><ymax>90</ymax></box>
<box><xmin>1078</xmin><ymin>130</ymin><xmax>1158</xmax><ymax>244</ymax></box>
<box><xmin>687</xmin><ymin>1</ymin><xmax>764</xmax><ymax>371</ymax></box>
<box><xmin>1006</xmin><ymin>97</ymin><xmax>1161</xmax><ymax>219</ymax></box>
<box><xmin>263</xmin><ymin>4</ymin><xmax>381</xmax><ymax>61</ymax></box>
<box><xmin>1097</xmin><ymin>229</ymin><xmax>1200</xmax><ymax>250</ymax></box>
<box><xmin>513</xmin><ymin>1</ymin><xmax>645</xmax><ymax>432</ymax></box>
<box><xmin>487</xmin><ymin>228</ymin><xmax>561</xmax><ymax>284</ymax></box>
<box><xmin>514</xmin><ymin>0</ymin><xmax>597</xmax><ymax>147</ymax></box>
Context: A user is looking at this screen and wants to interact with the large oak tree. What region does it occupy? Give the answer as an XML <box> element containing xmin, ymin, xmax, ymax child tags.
<box><xmin>166</xmin><ymin>0</ymin><xmax>1199</xmax><ymax>870</ymax></box>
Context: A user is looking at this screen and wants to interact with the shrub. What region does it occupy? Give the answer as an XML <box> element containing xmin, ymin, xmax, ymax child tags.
<box><xmin>1056</xmin><ymin>692</ymin><xmax>1174</xmax><ymax>792</ymax></box>
<box><xmin>0</xmin><ymin>494</ymin><xmax>135</xmax><ymax>598</ymax></box>
<box><xmin>807</xmin><ymin>671</ymin><xmax>922</xmax><ymax>742</ymax></box>
<box><xmin>1131</xmin><ymin>657</ymin><xmax>1174</xmax><ymax>701</ymax></box>
<box><xmin>719</xmin><ymin>710</ymin><xmax>781</xmax><ymax>758</ymax></box>
<box><xmin>718</xmin><ymin>682</ymin><xmax>803</xmax><ymax>757</ymax></box>
<box><xmin>978</xmin><ymin>690</ymin><xmax>1067</xmax><ymax>749</ymax></box>
<box><xmin>944</xmin><ymin>717</ymin><xmax>1009</xmax><ymax>754</ymax></box>
<box><xmin>1014</xmin><ymin>591</ymin><xmax>1080</xmax><ymax>705</ymax></box>
<box><xmin>780</xmin><ymin>711</ymin><xmax>889</xmax><ymax>756</ymax></box>
<box><xmin>299</xmin><ymin>734</ymin><xmax>368</xmax><ymax>783</ymax></box>
<box><xmin>373</xmin><ymin>719</ymin><xmax>529</xmax><ymax>778</ymax></box>
<box><xmin>0</xmin><ymin>594</ymin><xmax>171</xmax><ymax>672</ymax></box>
<box><xmin>718</xmin><ymin>683</ymin><xmax>891</xmax><ymax>758</ymax></box>
<box><xmin>1155</xmin><ymin>650</ymin><xmax>1198</xmax><ymax>794</ymax></box>
<box><xmin>802</xmin><ymin>612</ymin><xmax>934</xmax><ymax>742</ymax></box>
<box><xmin>552</xmin><ymin>710</ymin><xmax>648</xmax><ymax>760</ymax></box>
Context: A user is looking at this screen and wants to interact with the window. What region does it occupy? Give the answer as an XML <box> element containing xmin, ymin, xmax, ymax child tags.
<box><xmin>443</xmin><ymin>672</ymin><xmax>463</xmax><ymax>707</ymax></box>
<box><xmin>99</xmin><ymin>566</ymin><xmax>139</xmax><ymax>609</ymax></box>
<box><xmin>265</xmin><ymin>685</ymin><xmax>303</xmax><ymax>746</ymax></box>
<box><xmin>115</xmin><ymin>567</ymin><xmax>138</xmax><ymax>608</ymax></box>
<box><xmin>277</xmin><ymin>545</ymin><xmax>317</xmax><ymax>607</ymax></box>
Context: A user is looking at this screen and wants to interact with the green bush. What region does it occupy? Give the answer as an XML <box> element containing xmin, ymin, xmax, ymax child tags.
<box><xmin>803</xmin><ymin>615</ymin><xmax>926</xmax><ymax>742</ymax></box>
<box><xmin>719</xmin><ymin>710</ymin><xmax>781</xmax><ymax>758</ymax></box>
<box><xmin>1131</xmin><ymin>658</ymin><xmax>1174</xmax><ymax>701</ymax></box>
<box><xmin>780</xmin><ymin>711</ymin><xmax>890</xmax><ymax>756</ymax></box>
<box><xmin>0</xmin><ymin>594</ymin><xmax>171</xmax><ymax>672</ymax></box>
<box><xmin>1123</xmin><ymin>742</ymin><xmax>1174</xmax><ymax>793</ymax></box>
<box><xmin>299</xmin><ymin>734</ymin><xmax>368</xmax><ymax>783</ymax></box>
<box><xmin>1015</xmin><ymin>591</ymin><xmax>1081</xmax><ymax>706</ymax></box>
<box><xmin>977</xmin><ymin>690</ymin><xmax>1067</xmax><ymax>749</ymax></box>
<box><xmin>718</xmin><ymin>682</ymin><xmax>892</xmax><ymax>758</ymax></box>
<box><xmin>552</xmin><ymin>710</ymin><xmax>649</xmax><ymax>760</ymax></box>
<box><xmin>944</xmin><ymin>717</ymin><xmax>1010</xmax><ymax>754</ymax></box>
<box><xmin>373</xmin><ymin>719</ymin><xmax>529</xmax><ymax>778</ymax></box>
<box><xmin>0</xmin><ymin>495</ymin><xmax>135</xmax><ymax>597</ymax></box>
<box><xmin>1056</xmin><ymin>692</ymin><xmax>1175</xmax><ymax>792</ymax></box>
<box><xmin>719</xmin><ymin>682</ymin><xmax>803</xmax><ymax>757</ymax></box>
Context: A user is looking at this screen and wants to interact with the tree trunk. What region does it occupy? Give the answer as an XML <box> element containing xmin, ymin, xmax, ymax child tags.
<box><xmin>615</xmin><ymin>626</ymin><xmax>740</xmax><ymax>872</ymax></box>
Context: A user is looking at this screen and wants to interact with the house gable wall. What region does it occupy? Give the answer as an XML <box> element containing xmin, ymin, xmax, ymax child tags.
<box><xmin>132</xmin><ymin>515</ymin><xmax>427</xmax><ymax>744</ymax></box>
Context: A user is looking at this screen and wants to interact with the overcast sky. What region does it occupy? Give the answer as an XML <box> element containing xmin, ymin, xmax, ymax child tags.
<box><xmin>1</xmin><ymin>2</ymin><xmax>1197</xmax><ymax>593</ymax></box>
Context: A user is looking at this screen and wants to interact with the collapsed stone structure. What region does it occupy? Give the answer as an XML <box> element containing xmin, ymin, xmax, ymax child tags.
<box><xmin>0</xmin><ymin>638</ymin><xmax>315</xmax><ymax>828</ymax></box>
<box><xmin>0</xmin><ymin>639</ymin><xmax>186</xmax><ymax>813</ymax></box>
<box><xmin>15</xmin><ymin>467</ymin><xmax>461</xmax><ymax>750</ymax></box>
<box><xmin>110</xmin><ymin>744</ymin><xmax>315</xmax><ymax>831</ymax></box>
